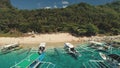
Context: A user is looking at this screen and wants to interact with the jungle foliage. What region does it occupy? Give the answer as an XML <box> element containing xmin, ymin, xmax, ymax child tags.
<box><xmin>0</xmin><ymin>0</ymin><xmax>120</xmax><ymax>36</ymax></box>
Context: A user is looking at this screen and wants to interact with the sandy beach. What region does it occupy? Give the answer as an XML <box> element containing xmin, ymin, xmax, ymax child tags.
<box><xmin>0</xmin><ymin>33</ymin><xmax>80</xmax><ymax>44</ymax></box>
<box><xmin>0</xmin><ymin>33</ymin><xmax>119</xmax><ymax>48</ymax></box>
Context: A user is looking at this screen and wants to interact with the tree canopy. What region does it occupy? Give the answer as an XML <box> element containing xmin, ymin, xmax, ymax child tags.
<box><xmin>0</xmin><ymin>0</ymin><xmax>120</xmax><ymax>36</ymax></box>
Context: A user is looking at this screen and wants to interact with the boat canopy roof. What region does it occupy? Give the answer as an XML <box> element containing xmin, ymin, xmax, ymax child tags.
<box><xmin>39</xmin><ymin>43</ymin><xmax>46</xmax><ymax>47</ymax></box>
<box><xmin>89</xmin><ymin>41</ymin><xmax>103</xmax><ymax>46</ymax></box>
<box><xmin>64</xmin><ymin>43</ymin><xmax>74</xmax><ymax>48</ymax></box>
<box><xmin>3</xmin><ymin>43</ymin><xmax>19</xmax><ymax>48</ymax></box>
<box><xmin>108</xmin><ymin>54</ymin><xmax>120</xmax><ymax>62</ymax></box>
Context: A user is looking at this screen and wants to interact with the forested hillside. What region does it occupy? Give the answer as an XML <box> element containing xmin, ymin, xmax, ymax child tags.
<box><xmin>0</xmin><ymin>0</ymin><xmax>13</xmax><ymax>9</ymax></box>
<box><xmin>0</xmin><ymin>0</ymin><xmax>120</xmax><ymax>36</ymax></box>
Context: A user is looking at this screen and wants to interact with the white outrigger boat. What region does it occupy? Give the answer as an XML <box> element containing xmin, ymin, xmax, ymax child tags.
<box><xmin>88</xmin><ymin>41</ymin><xmax>109</xmax><ymax>51</ymax></box>
<box><xmin>64</xmin><ymin>43</ymin><xmax>79</xmax><ymax>57</ymax></box>
<box><xmin>38</xmin><ymin>43</ymin><xmax>46</xmax><ymax>55</ymax></box>
<box><xmin>0</xmin><ymin>43</ymin><xmax>21</xmax><ymax>54</ymax></box>
<box><xmin>99</xmin><ymin>52</ymin><xmax>120</xmax><ymax>68</ymax></box>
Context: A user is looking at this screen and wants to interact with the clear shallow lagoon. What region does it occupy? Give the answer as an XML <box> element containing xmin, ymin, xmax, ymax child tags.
<box><xmin>0</xmin><ymin>49</ymin><xmax>30</xmax><ymax>68</ymax></box>
<box><xmin>0</xmin><ymin>44</ymin><xmax>120</xmax><ymax>68</ymax></box>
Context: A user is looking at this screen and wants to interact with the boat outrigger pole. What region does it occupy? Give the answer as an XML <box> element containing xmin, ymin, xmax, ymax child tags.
<box><xmin>11</xmin><ymin>43</ymin><xmax>46</xmax><ymax>68</ymax></box>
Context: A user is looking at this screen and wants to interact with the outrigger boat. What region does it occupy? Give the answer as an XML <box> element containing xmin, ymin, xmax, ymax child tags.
<box><xmin>11</xmin><ymin>43</ymin><xmax>46</xmax><ymax>68</ymax></box>
<box><xmin>29</xmin><ymin>43</ymin><xmax>46</xmax><ymax>68</ymax></box>
<box><xmin>99</xmin><ymin>52</ymin><xmax>120</xmax><ymax>68</ymax></box>
<box><xmin>0</xmin><ymin>43</ymin><xmax>21</xmax><ymax>54</ymax></box>
<box><xmin>38</xmin><ymin>43</ymin><xmax>46</xmax><ymax>55</ymax></box>
<box><xmin>64</xmin><ymin>43</ymin><xmax>80</xmax><ymax>57</ymax></box>
<box><xmin>88</xmin><ymin>41</ymin><xmax>109</xmax><ymax>51</ymax></box>
<box><xmin>29</xmin><ymin>52</ymin><xmax>45</xmax><ymax>68</ymax></box>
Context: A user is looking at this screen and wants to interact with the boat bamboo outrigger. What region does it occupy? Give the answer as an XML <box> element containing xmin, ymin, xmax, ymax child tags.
<box><xmin>64</xmin><ymin>43</ymin><xmax>79</xmax><ymax>57</ymax></box>
<box><xmin>11</xmin><ymin>43</ymin><xmax>46</xmax><ymax>68</ymax></box>
<box><xmin>29</xmin><ymin>43</ymin><xmax>46</xmax><ymax>68</ymax></box>
<box><xmin>29</xmin><ymin>52</ymin><xmax>45</xmax><ymax>68</ymax></box>
<box><xmin>99</xmin><ymin>52</ymin><xmax>120</xmax><ymax>67</ymax></box>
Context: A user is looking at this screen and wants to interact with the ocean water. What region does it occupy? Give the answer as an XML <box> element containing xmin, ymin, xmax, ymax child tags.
<box><xmin>0</xmin><ymin>48</ymin><xmax>31</xmax><ymax>68</ymax></box>
<box><xmin>0</xmin><ymin>44</ymin><xmax>120</xmax><ymax>68</ymax></box>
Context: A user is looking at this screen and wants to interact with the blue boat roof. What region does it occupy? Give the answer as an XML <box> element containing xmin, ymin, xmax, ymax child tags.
<box><xmin>38</xmin><ymin>52</ymin><xmax>45</xmax><ymax>61</ymax></box>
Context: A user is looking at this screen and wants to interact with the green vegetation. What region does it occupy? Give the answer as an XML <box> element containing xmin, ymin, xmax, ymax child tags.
<box><xmin>0</xmin><ymin>0</ymin><xmax>120</xmax><ymax>36</ymax></box>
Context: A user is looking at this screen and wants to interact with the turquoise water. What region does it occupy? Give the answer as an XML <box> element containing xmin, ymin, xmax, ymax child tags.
<box><xmin>0</xmin><ymin>44</ymin><xmax>120</xmax><ymax>68</ymax></box>
<box><xmin>0</xmin><ymin>49</ymin><xmax>31</xmax><ymax>68</ymax></box>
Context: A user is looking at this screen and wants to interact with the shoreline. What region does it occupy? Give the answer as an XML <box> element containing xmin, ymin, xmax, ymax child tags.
<box><xmin>0</xmin><ymin>33</ymin><xmax>119</xmax><ymax>48</ymax></box>
<box><xmin>20</xmin><ymin>41</ymin><xmax>81</xmax><ymax>49</ymax></box>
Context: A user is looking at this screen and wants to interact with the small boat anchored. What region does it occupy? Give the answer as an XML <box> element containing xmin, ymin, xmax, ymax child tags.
<box><xmin>38</xmin><ymin>43</ymin><xmax>46</xmax><ymax>55</ymax></box>
<box><xmin>88</xmin><ymin>41</ymin><xmax>109</xmax><ymax>51</ymax></box>
<box><xmin>64</xmin><ymin>43</ymin><xmax>80</xmax><ymax>57</ymax></box>
<box><xmin>0</xmin><ymin>43</ymin><xmax>21</xmax><ymax>54</ymax></box>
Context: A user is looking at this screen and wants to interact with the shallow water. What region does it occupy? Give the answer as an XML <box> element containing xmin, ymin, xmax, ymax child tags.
<box><xmin>0</xmin><ymin>44</ymin><xmax>120</xmax><ymax>68</ymax></box>
<box><xmin>0</xmin><ymin>49</ymin><xmax>31</xmax><ymax>68</ymax></box>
